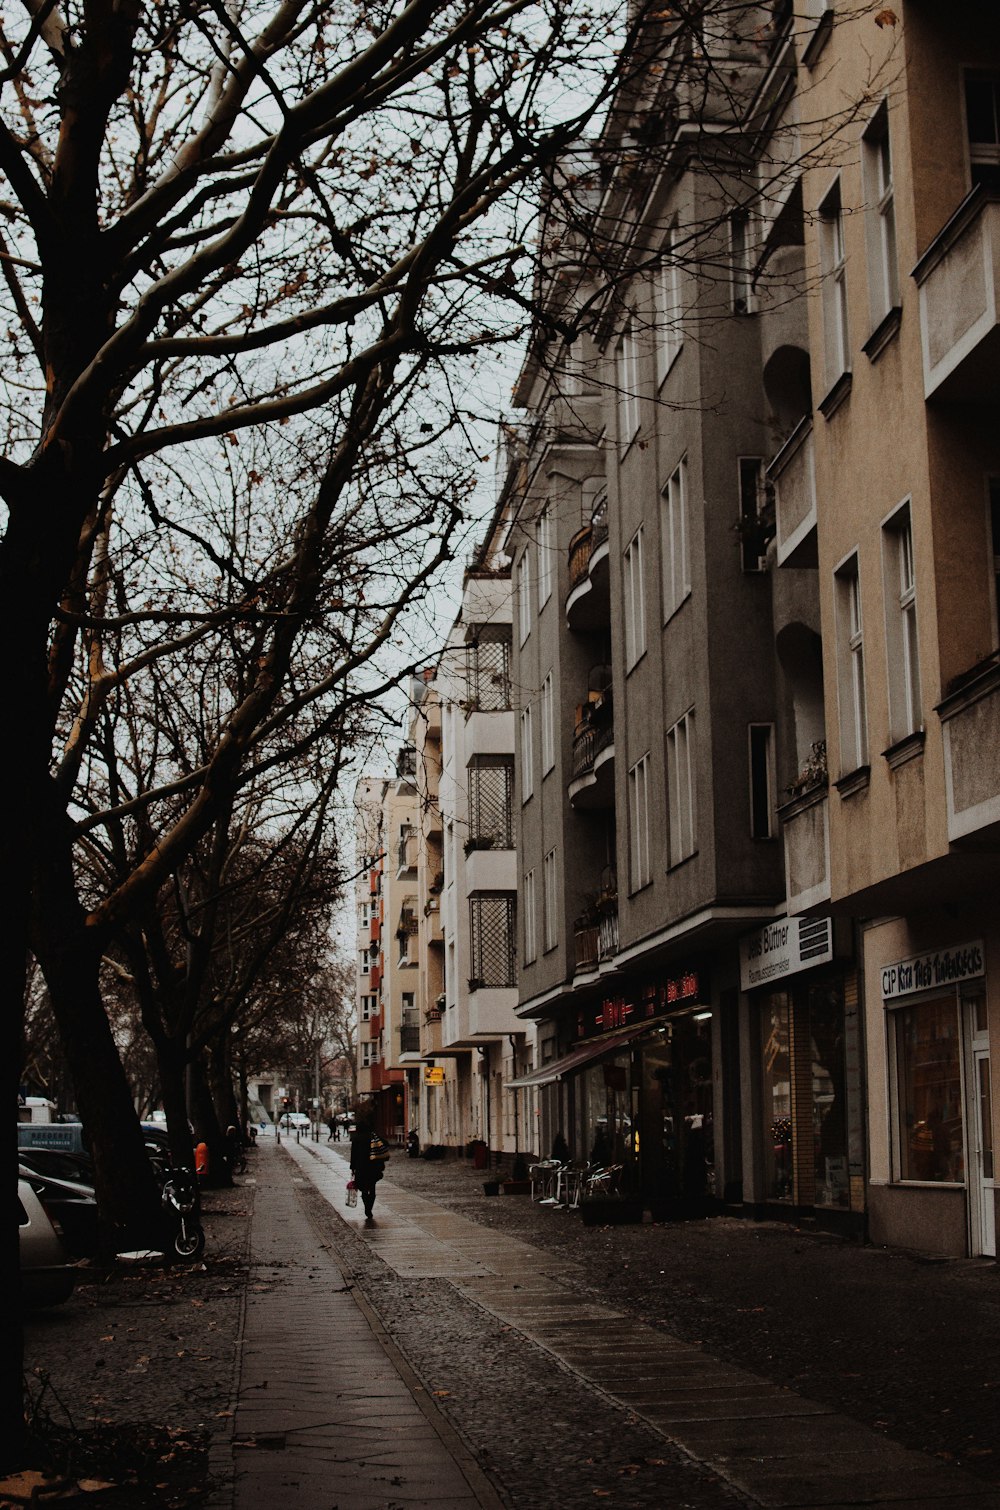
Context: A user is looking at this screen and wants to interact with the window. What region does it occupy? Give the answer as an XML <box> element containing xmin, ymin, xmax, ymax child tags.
<box><xmin>748</xmin><ymin>724</ymin><xmax>775</xmax><ymax>839</ymax></box>
<box><xmin>666</xmin><ymin>710</ymin><xmax>696</xmax><ymax>865</ymax></box>
<box><xmin>466</xmin><ymin>636</ymin><xmax>511</xmax><ymax>711</ymax></box>
<box><xmin>617</xmin><ymin>316</ymin><xmax>640</xmax><ymax>445</ymax></box>
<box><xmin>537</xmin><ymin>509</ymin><xmax>553</xmax><ymax>608</ymax></box>
<box><xmin>819</xmin><ymin>180</ymin><xmax>850</xmax><ymax>386</ymax></box>
<box><xmin>891</xmin><ymin>997</ymin><xmax>963</xmax><ymax>1183</ymax></box>
<box><xmin>628</xmin><ymin>754</ymin><xmax>651</xmax><ymax>892</ymax></box>
<box><xmin>523</xmin><ymin>870</ymin><xmax>537</xmax><ymax>964</ymax></box>
<box><xmin>661</xmin><ymin>458</ymin><xmax>690</xmax><ymax>619</ymax></box>
<box><xmin>862</xmin><ymin>103</ymin><xmax>899</xmax><ymax>326</ymax></box>
<box><xmin>882</xmin><ymin>504</ymin><xmax>921</xmax><ymax>742</ymax></box>
<box><xmin>519</xmin><ymin>704</ymin><xmax>534</xmax><ymax>801</ymax></box>
<box><xmin>835</xmin><ymin>555</ymin><xmax>869</xmax><ymax>771</ymax></box>
<box><xmin>543</xmin><ymin>848</ymin><xmax>558</xmax><ymax>952</ymax></box>
<box><xmin>358</xmin><ymin>949</ymin><xmax>370</xmax><ymax>977</ymax></box>
<box><xmin>540</xmin><ymin>672</ymin><xmax>555</xmax><ymax>774</ymax></box>
<box><xmin>623</xmin><ymin>527</ymin><xmax>646</xmax><ymax>670</ymax></box>
<box><xmin>469</xmin><ymin>893</ymin><xmax>517</xmax><ymax>988</ymax></box>
<box><xmin>738</xmin><ymin>457</ymin><xmax>768</xmax><ymax>572</ymax></box>
<box><xmin>731</xmin><ymin>209</ymin><xmax>752</xmax><ymax>314</ymax></box>
<box><xmin>965</xmin><ymin>73</ymin><xmax>1000</xmax><ymax>189</ymax></box>
<box><xmin>361</xmin><ymin>994</ymin><xmax>377</xmax><ymax>1021</ymax></box>
<box><xmin>468</xmin><ymin>756</ymin><xmax>514</xmax><ymax>848</ymax></box>
<box><xmin>517</xmin><ymin>550</ymin><xmax>531</xmax><ymax>645</ymax></box>
<box><xmin>361</xmin><ymin>1040</ymin><xmax>380</xmax><ymax>1068</ymax></box>
<box><xmin>656</xmin><ymin>229</ymin><xmax>683</xmax><ymax>380</ymax></box>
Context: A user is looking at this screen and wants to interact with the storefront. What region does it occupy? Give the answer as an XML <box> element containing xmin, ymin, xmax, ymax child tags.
<box><xmin>865</xmin><ymin>925</ymin><xmax>995</xmax><ymax>1259</ymax></box>
<box><xmin>510</xmin><ymin>963</ymin><xmax>721</xmax><ymax>1215</ymax></box>
<box><xmin>739</xmin><ymin>918</ymin><xmax>865</xmax><ymax>1235</ymax></box>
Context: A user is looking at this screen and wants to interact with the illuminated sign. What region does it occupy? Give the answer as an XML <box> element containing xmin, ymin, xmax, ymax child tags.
<box><xmin>575</xmin><ymin>971</ymin><xmax>703</xmax><ymax>1039</ymax></box>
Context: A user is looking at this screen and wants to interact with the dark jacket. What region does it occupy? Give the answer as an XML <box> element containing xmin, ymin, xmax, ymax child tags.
<box><xmin>350</xmin><ymin>1126</ymin><xmax>382</xmax><ymax>1186</ymax></box>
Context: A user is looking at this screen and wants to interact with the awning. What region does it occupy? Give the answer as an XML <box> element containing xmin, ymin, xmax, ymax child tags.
<box><xmin>505</xmin><ymin>1022</ymin><xmax>650</xmax><ymax>1090</ymax></box>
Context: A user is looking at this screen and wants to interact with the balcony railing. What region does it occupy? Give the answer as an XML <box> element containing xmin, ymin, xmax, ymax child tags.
<box><xmin>400</xmin><ymin>1025</ymin><xmax>421</xmax><ymax>1054</ymax></box>
<box><xmin>572</xmin><ymin>680</ymin><xmax>614</xmax><ymax>779</ymax></box>
<box><xmin>572</xmin><ymin>892</ymin><xmax>618</xmax><ymax>973</ymax></box>
<box><xmin>568</xmin><ymin>524</ymin><xmax>593</xmax><ymax>589</ymax></box>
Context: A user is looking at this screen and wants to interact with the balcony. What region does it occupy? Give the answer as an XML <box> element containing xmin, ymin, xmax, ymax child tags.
<box><xmin>938</xmin><ymin>653</ymin><xmax>1000</xmax><ymax>843</ymax></box>
<box><xmin>572</xmin><ymin>890</ymin><xmax>619</xmax><ymax>975</ymax></box>
<box><xmin>915</xmin><ymin>189</ymin><xmax>1000</xmax><ymax>403</ymax></box>
<box><xmin>396</xmin><ymin>903</ymin><xmax>418</xmax><ymax>938</ymax></box>
<box><xmin>396</xmin><ymin>827</ymin><xmax>418</xmax><ymax>876</ymax></box>
<box><xmin>399</xmin><ymin>1023</ymin><xmax>421</xmax><ymax>1057</ymax></box>
<box><xmin>778</xmin><ymin>778</ymin><xmax>830</xmax><ymax>914</ymax></box>
<box><xmin>568</xmin><ymin>676</ymin><xmax>615</xmax><ymax>809</ymax></box>
<box><xmin>566</xmin><ymin>497</ymin><xmax>610</xmax><ymax>630</ymax></box>
<box><xmin>769</xmin><ymin>417</ymin><xmax>816</xmax><ymax>569</ymax></box>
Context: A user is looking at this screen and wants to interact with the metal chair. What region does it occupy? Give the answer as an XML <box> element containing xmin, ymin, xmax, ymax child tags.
<box><xmin>529</xmin><ymin>1158</ymin><xmax>562</xmax><ymax>1202</ymax></box>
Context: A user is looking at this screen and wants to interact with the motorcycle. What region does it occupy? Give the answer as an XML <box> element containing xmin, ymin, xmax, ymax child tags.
<box><xmin>161</xmin><ymin>1166</ymin><xmax>206</xmax><ymax>1262</ymax></box>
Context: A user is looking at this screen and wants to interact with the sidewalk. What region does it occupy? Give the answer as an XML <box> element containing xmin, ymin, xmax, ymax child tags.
<box><xmin>208</xmin><ymin>1141</ymin><xmax>503</xmax><ymax>1510</ymax></box>
<box><xmin>285</xmin><ymin>1137</ymin><xmax>1000</xmax><ymax>1510</ymax></box>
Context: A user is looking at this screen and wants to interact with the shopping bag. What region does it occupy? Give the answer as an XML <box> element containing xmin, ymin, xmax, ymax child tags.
<box><xmin>346</xmin><ymin>1181</ymin><xmax>358</xmax><ymax>1208</ymax></box>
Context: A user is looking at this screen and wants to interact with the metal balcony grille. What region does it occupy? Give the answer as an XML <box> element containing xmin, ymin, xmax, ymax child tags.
<box><xmin>467</xmin><ymin>758</ymin><xmax>514</xmax><ymax>848</ymax></box>
<box><xmin>469</xmin><ymin>893</ymin><xmax>516</xmax><ymax>988</ymax></box>
<box><xmin>399</xmin><ymin>1025</ymin><xmax>421</xmax><ymax>1054</ymax></box>
<box><xmin>466</xmin><ymin>637</ymin><xmax>511</xmax><ymax>712</ymax></box>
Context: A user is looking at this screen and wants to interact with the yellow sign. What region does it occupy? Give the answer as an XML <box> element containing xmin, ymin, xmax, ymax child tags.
<box><xmin>424</xmin><ymin>1067</ymin><xmax>445</xmax><ymax>1085</ymax></box>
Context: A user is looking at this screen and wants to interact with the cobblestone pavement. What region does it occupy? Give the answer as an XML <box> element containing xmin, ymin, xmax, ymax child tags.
<box><xmin>285</xmin><ymin>1136</ymin><xmax>1000</xmax><ymax>1509</ymax></box>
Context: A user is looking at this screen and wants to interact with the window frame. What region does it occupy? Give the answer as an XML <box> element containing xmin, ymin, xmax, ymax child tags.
<box><xmin>661</xmin><ymin>456</ymin><xmax>691</xmax><ymax>621</ymax></box>
<box><xmin>523</xmin><ymin>868</ymin><xmax>537</xmax><ymax>965</ymax></box>
<box><xmin>819</xmin><ymin>178</ymin><xmax>850</xmax><ymax>386</ymax></box>
<box><xmin>537</xmin><ymin>507</ymin><xmax>553</xmax><ymax>609</ymax></box>
<box><xmin>628</xmin><ymin>753</ymin><xmax>652</xmax><ymax>893</ymax></box>
<box><xmin>862</xmin><ymin>101</ymin><xmax>899</xmax><ymax>328</ymax></box>
<box><xmin>666</xmin><ymin>709</ymin><xmax>697</xmax><ymax>867</ymax></box>
<box><xmin>519</xmin><ymin>703</ymin><xmax>534</xmax><ymax>802</ymax></box>
<box><xmin>623</xmin><ymin>526</ymin><xmax>647</xmax><ymax>671</ymax></box>
<box><xmin>617</xmin><ymin>314</ymin><xmax>641</xmax><ymax>447</ymax></box>
<box><xmin>656</xmin><ymin>227</ymin><xmax>683</xmax><ymax>383</ymax></box>
<box><xmin>748</xmin><ymin>723</ymin><xmax>776</xmax><ymax>840</ymax></box>
<box><xmin>834</xmin><ymin>552</ymin><xmax>869</xmax><ymax>774</ymax></box>
<box><xmin>881</xmin><ymin>501</ymin><xmax>922</xmax><ymax>744</ymax></box>
<box><xmin>540</xmin><ymin>670</ymin><xmax>555</xmax><ymax>775</ymax></box>
<box><xmin>517</xmin><ymin>549</ymin><xmax>531</xmax><ymax>646</ymax></box>
<box><xmin>543</xmin><ymin>847</ymin><xmax>558</xmax><ymax>953</ymax></box>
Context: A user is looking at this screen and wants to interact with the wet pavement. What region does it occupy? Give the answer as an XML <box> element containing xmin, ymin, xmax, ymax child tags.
<box><xmin>206</xmin><ymin>1137</ymin><xmax>1000</xmax><ymax>1508</ymax></box>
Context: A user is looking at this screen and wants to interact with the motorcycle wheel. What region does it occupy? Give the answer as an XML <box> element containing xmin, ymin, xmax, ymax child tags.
<box><xmin>173</xmin><ymin>1223</ymin><xmax>206</xmax><ymax>1262</ymax></box>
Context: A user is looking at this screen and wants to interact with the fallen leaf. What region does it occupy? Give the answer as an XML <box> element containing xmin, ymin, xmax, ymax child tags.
<box><xmin>432</xmin><ymin>1390</ymin><xmax>450</xmax><ymax>1398</ymax></box>
<box><xmin>77</xmin><ymin>1480</ymin><xmax>117</xmax><ymax>1494</ymax></box>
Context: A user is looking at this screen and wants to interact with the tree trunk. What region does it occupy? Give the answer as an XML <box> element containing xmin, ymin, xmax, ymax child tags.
<box><xmin>155</xmin><ymin>1031</ymin><xmax>195</xmax><ymax>1173</ymax></box>
<box><xmin>188</xmin><ymin>1052</ymin><xmax>229</xmax><ymax>1187</ymax></box>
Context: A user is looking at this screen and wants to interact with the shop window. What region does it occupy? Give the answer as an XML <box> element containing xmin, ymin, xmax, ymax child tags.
<box><xmin>759</xmin><ymin>985</ymin><xmax>849</xmax><ymax>1208</ymax></box>
<box><xmin>892</xmin><ymin>996</ymin><xmax>964</xmax><ymax>1183</ymax></box>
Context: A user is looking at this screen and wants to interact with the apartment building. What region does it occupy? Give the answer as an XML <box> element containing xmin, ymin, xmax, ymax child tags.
<box><xmin>353</xmin><ymin>762</ymin><xmax>422</xmax><ymax>1142</ymax></box>
<box><xmin>778</xmin><ymin>0</ymin><xmax>1000</xmax><ymax>1257</ymax></box>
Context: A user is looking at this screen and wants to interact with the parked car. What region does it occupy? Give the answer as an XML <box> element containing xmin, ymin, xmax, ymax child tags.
<box><xmin>278</xmin><ymin>1111</ymin><xmax>311</xmax><ymax>1133</ymax></box>
<box><xmin>19</xmin><ymin>1177</ymin><xmax>76</xmax><ymax>1307</ymax></box>
<box><xmin>19</xmin><ymin>1163</ymin><xmax>99</xmax><ymax>1259</ymax></box>
<box><xmin>17</xmin><ymin>1147</ymin><xmax>94</xmax><ymax>1185</ymax></box>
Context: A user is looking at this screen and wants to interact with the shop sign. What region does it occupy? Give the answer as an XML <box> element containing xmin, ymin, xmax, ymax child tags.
<box><xmin>576</xmin><ymin>970</ymin><xmax>702</xmax><ymax>1039</ymax></box>
<box><xmin>423</xmin><ymin>1066</ymin><xmax>445</xmax><ymax>1085</ymax></box>
<box><xmin>740</xmin><ymin>917</ymin><xmax>833</xmax><ymax>991</ymax></box>
<box><xmin>881</xmin><ymin>940</ymin><xmax>985</xmax><ymax>1001</ymax></box>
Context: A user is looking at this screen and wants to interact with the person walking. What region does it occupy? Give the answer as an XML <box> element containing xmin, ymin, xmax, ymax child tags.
<box><xmin>350</xmin><ymin>1111</ymin><xmax>385</xmax><ymax>1225</ymax></box>
<box><xmin>326</xmin><ymin>1114</ymin><xmax>336</xmax><ymax>1142</ymax></box>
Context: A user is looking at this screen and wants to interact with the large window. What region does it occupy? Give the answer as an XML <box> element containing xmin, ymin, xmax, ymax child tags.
<box><xmin>519</xmin><ymin>704</ymin><xmax>534</xmax><ymax>801</ymax></box>
<box><xmin>617</xmin><ymin>316</ymin><xmax>640</xmax><ymax>445</ymax></box>
<box><xmin>666</xmin><ymin>710</ymin><xmax>696</xmax><ymax>865</ymax></box>
<box><xmin>835</xmin><ymin>554</ymin><xmax>868</xmax><ymax>772</ymax></box>
<box><xmin>543</xmin><ymin>848</ymin><xmax>558</xmax><ymax>952</ymax></box>
<box><xmin>537</xmin><ymin>508</ymin><xmax>553</xmax><ymax>608</ymax></box>
<box><xmin>540</xmin><ymin>671</ymin><xmax>555</xmax><ymax>774</ymax></box>
<box><xmin>628</xmin><ymin>754</ymin><xmax>651</xmax><ymax>892</ymax></box>
<box><xmin>523</xmin><ymin>869</ymin><xmax>537</xmax><ymax>965</ymax></box>
<box><xmin>882</xmin><ymin>503</ymin><xmax>921</xmax><ymax>742</ymax></box>
<box><xmin>730</xmin><ymin>209</ymin><xmax>752</xmax><ymax>314</ymax></box>
<box><xmin>661</xmin><ymin>457</ymin><xmax>690</xmax><ymax>620</ymax></box>
<box><xmin>965</xmin><ymin>73</ymin><xmax>1000</xmax><ymax>189</ymax></box>
<box><xmin>748</xmin><ymin>723</ymin><xmax>775</xmax><ymax>840</ymax></box>
<box><xmin>819</xmin><ymin>179</ymin><xmax>850</xmax><ymax>386</ymax></box>
<box><xmin>623</xmin><ymin>527</ymin><xmax>646</xmax><ymax>670</ymax></box>
<box><xmin>469</xmin><ymin>893</ymin><xmax>517</xmax><ymax>988</ymax></box>
<box><xmin>892</xmin><ymin>997</ymin><xmax>964</xmax><ymax>1183</ymax></box>
<box><xmin>862</xmin><ymin>103</ymin><xmax>899</xmax><ymax>326</ymax></box>
<box><xmin>517</xmin><ymin>549</ymin><xmax>531</xmax><ymax>645</ymax></box>
<box><xmin>467</xmin><ymin>756</ymin><xmax>514</xmax><ymax>848</ymax></box>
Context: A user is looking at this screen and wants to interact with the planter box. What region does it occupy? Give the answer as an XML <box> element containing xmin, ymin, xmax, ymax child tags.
<box><xmin>580</xmin><ymin>1198</ymin><xmax>644</xmax><ymax>1227</ymax></box>
<box><xmin>482</xmin><ymin>1181</ymin><xmax>501</xmax><ymax>1196</ymax></box>
<box><xmin>501</xmin><ymin>1179</ymin><xmax>531</xmax><ymax>1195</ymax></box>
